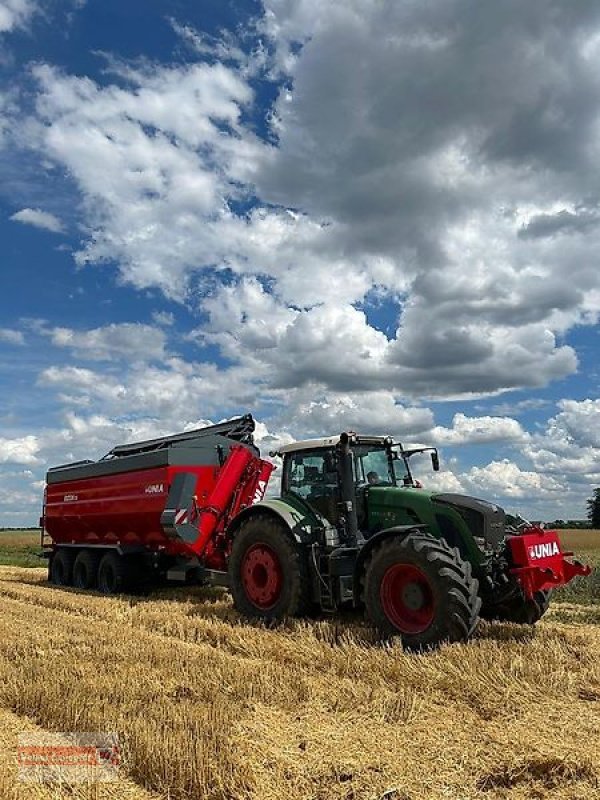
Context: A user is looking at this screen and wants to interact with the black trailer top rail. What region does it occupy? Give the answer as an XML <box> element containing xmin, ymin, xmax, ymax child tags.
<box><xmin>103</xmin><ymin>414</ymin><xmax>256</xmax><ymax>459</ymax></box>
<box><xmin>46</xmin><ymin>415</ymin><xmax>257</xmax><ymax>483</ymax></box>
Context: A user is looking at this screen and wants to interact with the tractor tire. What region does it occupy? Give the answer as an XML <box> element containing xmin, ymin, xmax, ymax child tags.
<box><xmin>229</xmin><ymin>515</ymin><xmax>311</xmax><ymax>622</ymax></box>
<box><xmin>363</xmin><ymin>533</ymin><xmax>481</xmax><ymax>650</ymax></box>
<box><xmin>72</xmin><ymin>550</ymin><xmax>101</xmax><ymax>590</ymax></box>
<box><xmin>49</xmin><ymin>548</ymin><xmax>75</xmax><ymax>586</ymax></box>
<box><xmin>482</xmin><ymin>588</ymin><xmax>552</xmax><ymax>625</ymax></box>
<box><xmin>97</xmin><ymin>552</ymin><xmax>129</xmax><ymax>595</ymax></box>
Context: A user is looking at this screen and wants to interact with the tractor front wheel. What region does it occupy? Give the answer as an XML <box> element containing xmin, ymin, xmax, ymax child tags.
<box><xmin>364</xmin><ymin>533</ymin><xmax>481</xmax><ymax>650</ymax></box>
<box><xmin>229</xmin><ymin>515</ymin><xmax>311</xmax><ymax>622</ymax></box>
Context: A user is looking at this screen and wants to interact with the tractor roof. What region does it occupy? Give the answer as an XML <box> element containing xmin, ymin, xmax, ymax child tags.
<box><xmin>276</xmin><ymin>434</ymin><xmax>391</xmax><ymax>455</ymax></box>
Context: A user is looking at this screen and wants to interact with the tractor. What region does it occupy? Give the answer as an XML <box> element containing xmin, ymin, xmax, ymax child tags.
<box><xmin>227</xmin><ymin>431</ymin><xmax>590</xmax><ymax>649</ymax></box>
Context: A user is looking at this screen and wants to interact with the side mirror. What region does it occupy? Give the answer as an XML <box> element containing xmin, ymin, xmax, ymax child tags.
<box><xmin>431</xmin><ymin>451</ymin><xmax>440</xmax><ymax>472</ymax></box>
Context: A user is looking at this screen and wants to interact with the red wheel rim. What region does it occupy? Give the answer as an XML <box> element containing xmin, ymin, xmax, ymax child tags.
<box><xmin>380</xmin><ymin>563</ymin><xmax>435</xmax><ymax>634</ymax></box>
<box><xmin>241</xmin><ymin>543</ymin><xmax>283</xmax><ymax>610</ymax></box>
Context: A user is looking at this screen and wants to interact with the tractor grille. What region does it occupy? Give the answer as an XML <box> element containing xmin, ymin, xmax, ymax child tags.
<box><xmin>432</xmin><ymin>493</ymin><xmax>506</xmax><ymax>550</ymax></box>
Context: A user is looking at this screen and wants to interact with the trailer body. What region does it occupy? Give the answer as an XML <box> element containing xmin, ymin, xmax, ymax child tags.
<box><xmin>42</xmin><ymin>415</ymin><xmax>272</xmax><ymax>574</ymax></box>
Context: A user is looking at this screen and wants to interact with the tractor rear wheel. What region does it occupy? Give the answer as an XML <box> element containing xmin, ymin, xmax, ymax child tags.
<box><xmin>229</xmin><ymin>515</ymin><xmax>311</xmax><ymax>622</ymax></box>
<box><xmin>364</xmin><ymin>533</ymin><xmax>481</xmax><ymax>650</ymax></box>
<box><xmin>72</xmin><ymin>550</ymin><xmax>101</xmax><ymax>590</ymax></box>
<box><xmin>482</xmin><ymin>588</ymin><xmax>552</xmax><ymax>625</ymax></box>
<box><xmin>49</xmin><ymin>548</ymin><xmax>75</xmax><ymax>586</ymax></box>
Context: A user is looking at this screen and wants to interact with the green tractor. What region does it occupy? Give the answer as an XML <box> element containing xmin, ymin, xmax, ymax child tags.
<box><xmin>228</xmin><ymin>432</ymin><xmax>590</xmax><ymax>649</ymax></box>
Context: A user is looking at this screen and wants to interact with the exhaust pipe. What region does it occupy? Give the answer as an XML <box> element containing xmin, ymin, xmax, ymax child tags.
<box><xmin>337</xmin><ymin>432</ymin><xmax>359</xmax><ymax>545</ymax></box>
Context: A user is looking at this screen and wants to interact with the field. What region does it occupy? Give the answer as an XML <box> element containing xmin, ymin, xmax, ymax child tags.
<box><xmin>0</xmin><ymin>530</ymin><xmax>598</xmax><ymax>799</ymax></box>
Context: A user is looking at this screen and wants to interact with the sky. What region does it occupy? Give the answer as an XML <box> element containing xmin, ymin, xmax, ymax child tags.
<box><xmin>1</xmin><ymin>0</ymin><xmax>600</xmax><ymax>526</ymax></box>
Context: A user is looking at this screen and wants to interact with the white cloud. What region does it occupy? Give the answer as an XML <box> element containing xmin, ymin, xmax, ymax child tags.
<box><xmin>465</xmin><ymin>459</ymin><xmax>563</xmax><ymax>499</ymax></box>
<box><xmin>524</xmin><ymin>398</ymin><xmax>600</xmax><ymax>479</ymax></box>
<box><xmin>10</xmin><ymin>207</ymin><xmax>64</xmax><ymax>233</ymax></box>
<box><xmin>0</xmin><ymin>435</ymin><xmax>40</xmax><ymax>465</ymax></box>
<box><xmin>5</xmin><ymin>2</ymin><xmax>600</xmax><ymax>523</ymax></box>
<box><xmin>17</xmin><ymin>2</ymin><xmax>600</xmax><ymax>398</ymax></box>
<box><xmin>44</xmin><ymin>322</ymin><xmax>167</xmax><ymax>362</ymax></box>
<box><xmin>280</xmin><ymin>391</ymin><xmax>434</xmax><ymax>440</ymax></box>
<box><xmin>0</xmin><ymin>328</ymin><xmax>24</xmax><ymax>345</ymax></box>
<box><xmin>0</xmin><ymin>0</ymin><xmax>37</xmax><ymax>34</ymax></box>
<box><xmin>152</xmin><ymin>311</ymin><xmax>175</xmax><ymax>327</ymax></box>
<box><xmin>432</xmin><ymin>413</ymin><xmax>528</xmax><ymax>446</ymax></box>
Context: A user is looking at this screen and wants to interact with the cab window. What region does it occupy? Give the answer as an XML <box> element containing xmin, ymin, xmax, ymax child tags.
<box><xmin>353</xmin><ymin>447</ymin><xmax>395</xmax><ymax>486</ymax></box>
<box><xmin>285</xmin><ymin>451</ymin><xmax>330</xmax><ymax>498</ymax></box>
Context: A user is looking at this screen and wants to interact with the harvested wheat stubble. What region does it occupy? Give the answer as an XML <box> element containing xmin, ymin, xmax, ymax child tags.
<box><xmin>0</xmin><ymin>706</ymin><xmax>163</xmax><ymax>799</ymax></box>
<box><xmin>0</xmin><ymin>565</ymin><xmax>598</xmax><ymax>800</ymax></box>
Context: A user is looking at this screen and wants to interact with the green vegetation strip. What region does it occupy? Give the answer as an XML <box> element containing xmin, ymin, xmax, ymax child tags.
<box><xmin>0</xmin><ymin>530</ymin><xmax>44</xmax><ymax>568</ymax></box>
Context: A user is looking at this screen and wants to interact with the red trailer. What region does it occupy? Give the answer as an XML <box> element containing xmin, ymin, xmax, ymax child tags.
<box><xmin>42</xmin><ymin>415</ymin><xmax>273</xmax><ymax>593</ymax></box>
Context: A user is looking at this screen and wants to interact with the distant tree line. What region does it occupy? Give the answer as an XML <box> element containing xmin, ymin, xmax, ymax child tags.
<box><xmin>549</xmin><ymin>520</ymin><xmax>591</xmax><ymax>529</ymax></box>
<box><xmin>587</xmin><ymin>488</ymin><xmax>600</xmax><ymax>529</ymax></box>
<box><xmin>0</xmin><ymin>527</ymin><xmax>40</xmax><ymax>531</ymax></box>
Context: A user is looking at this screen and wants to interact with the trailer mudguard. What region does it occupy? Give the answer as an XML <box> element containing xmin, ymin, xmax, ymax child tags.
<box><xmin>228</xmin><ymin>498</ymin><xmax>328</xmax><ymax>545</ymax></box>
<box><xmin>352</xmin><ymin>524</ymin><xmax>429</xmax><ymax>604</ymax></box>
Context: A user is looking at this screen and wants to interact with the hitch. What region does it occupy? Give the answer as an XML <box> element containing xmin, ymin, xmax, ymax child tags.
<box><xmin>507</xmin><ymin>526</ymin><xmax>592</xmax><ymax>599</ymax></box>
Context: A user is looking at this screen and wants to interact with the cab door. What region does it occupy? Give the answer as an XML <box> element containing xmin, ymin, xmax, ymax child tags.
<box><xmin>283</xmin><ymin>450</ymin><xmax>340</xmax><ymax>526</ymax></box>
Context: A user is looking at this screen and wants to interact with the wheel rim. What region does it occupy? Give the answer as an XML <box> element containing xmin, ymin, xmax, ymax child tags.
<box><xmin>380</xmin><ymin>563</ymin><xmax>435</xmax><ymax>634</ymax></box>
<box><xmin>241</xmin><ymin>543</ymin><xmax>283</xmax><ymax>609</ymax></box>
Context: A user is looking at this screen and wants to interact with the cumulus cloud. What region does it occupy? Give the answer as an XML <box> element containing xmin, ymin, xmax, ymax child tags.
<box><xmin>432</xmin><ymin>413</ymin><xmax>528</xmax><ymax>446</ymax></box>
<box><xmin>0</xmin><ymin>434</ymin><xmax>40</xmax><ymax>465</ymax></box>
<box><xmin>524</xmin><ymin>398</ymin><xmax>600</xmax><ymax>480</ymax></box>
<box><xmin>10</xmin><ymin>207</ymin><xmax>64</xmax><ymax>233</ymax></box>
<box><xmin>152</xmin><ymin>311</ymin><xmax>175</xmax><ymax>328</ymax></box>
<box><xmin>0</xmin><ymin>328</ymin><xmax>24</xmax><ymax>345</ymax></box>
<box><xmin>17</xmin><ymin>1</ymin><xmax>600</xmax><ymax>398</ymax></box>
<box><xmin>0</xmin><ymin>0</ymin><xmax>37</xmax><ymax>34</ymax></box>
<box><xmin>465</xmin><ymin>459</ymin><xmax>563</xmax><ymax>500</ymax></box>
<box><xmin>44</xmin><ymin>322</ymin><xmax>168</xmax><ymax>362</ymax></box>
<box><xmin>5</xmin><ymin>2</ymin><xmax>600</xmax><ymax>522</ymax></box>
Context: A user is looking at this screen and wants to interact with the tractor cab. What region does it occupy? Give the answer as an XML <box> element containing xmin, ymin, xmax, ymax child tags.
<box><xmin>276</xmin><ymin>434</ymin><xmax>440</xmax><ymax>540</ymax></box>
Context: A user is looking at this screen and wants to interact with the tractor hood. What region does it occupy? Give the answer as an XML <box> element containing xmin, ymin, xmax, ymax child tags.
<box><xmin>365</xmin><ymin>486</ymin><xmax>506</xmax><ymax>557</ymax></box>
<box><xmin>432</xmin><ymin>493</ymin><xmax>506</xmax><ymax>549</ymax></box>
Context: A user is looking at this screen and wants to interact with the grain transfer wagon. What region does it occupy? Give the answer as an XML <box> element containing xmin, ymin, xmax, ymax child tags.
<box><xmin>42</xmin><ymin>414</ymin><xmax>590</xmax><ymax>649</ymax></box>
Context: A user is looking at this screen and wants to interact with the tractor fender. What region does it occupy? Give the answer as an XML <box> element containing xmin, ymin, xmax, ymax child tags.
<box><xmin>227</xmin><ymin>498</ymin><xmax>319</xmax><ymax>546</ymax></box>
<box><xmin>353</xmin><ymin>524</ymin><xmax>429</xmax><ymax>604</ymax></box>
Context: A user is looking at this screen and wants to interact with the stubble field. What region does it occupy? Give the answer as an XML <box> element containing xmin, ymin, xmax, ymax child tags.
<box><xmin>0</xmin><ymin>529</ymin><xmax>598</xmax><ymax>800</ymax></box>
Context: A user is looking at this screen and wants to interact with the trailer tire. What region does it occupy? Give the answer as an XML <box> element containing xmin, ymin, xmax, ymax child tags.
<box><xmin>229</xmin><ymin>515</ymin><xmax>311</xmax><ymax>622</ymax></box>
<box><xmin>481</xmin><ymin>588</ymin><xmax>552</xmax><ymax>625</ymax></box>
<box><xmin>363</xmin><ymin>533</ymin><xmax>481</xmax><ymax>651</ymax></box>
<box><xmin>97</xmin><ymin>552</ymin><xmax>128</xmax><ymax>595</ymax></box>
<box><xmin>72</xmin><ymin>550</ymin><xmax>101</xmax><ymax>590</ymax></box>
<box><xmin>49</xmin><ymin>548</ymin><xmax>75</xmax><ymax>586</ymax></box>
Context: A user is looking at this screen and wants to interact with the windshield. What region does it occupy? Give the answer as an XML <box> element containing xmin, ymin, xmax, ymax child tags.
<box><xmin>353</xmin><ymin>446</ymin><xmax>396</xmax><ymax>486</ymax></box>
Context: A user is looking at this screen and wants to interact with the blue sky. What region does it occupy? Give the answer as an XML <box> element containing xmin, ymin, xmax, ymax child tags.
<box><xmin>1</xmin><ymin>0</ymin><xmax>600</xmax><ymax>525</ymax></box>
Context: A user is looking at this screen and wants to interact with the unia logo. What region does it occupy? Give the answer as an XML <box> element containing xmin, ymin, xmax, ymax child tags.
<box><xmin>253</xmin><ymin>480</ymin><xmax>267</xmax><ymax>504</ymax></box>
<box><xmin>528</xmin><ymin>541</ymin><xmax>560</xmax><ymax>560</ymax></box>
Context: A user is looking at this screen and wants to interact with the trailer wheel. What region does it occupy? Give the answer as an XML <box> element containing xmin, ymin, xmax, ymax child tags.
<box><xmin>363</xmin><ymin>533</ymin><xmax>481</xmax><ymax>650</ymax></box>
<box><xmin>229</xmin><ymin>515</ymin><xmax>310</xmax><ymax>622</ymax></box>
<box><xmin>72</xmin><ymin>550</ymin><xmax>101</xmax><ymax>590</ymax></box>
<box><xmin>49</xmin><ymin>548</ymin><xmax>75</xmax><ymax>586</ymax></box>
<box><xmin>481</xmin><ymin>588</ymin><xmax>552</xmax><ymax>625</ymax></box>
<box><xmin>97</xmin><ymin>552</ymin><xmax>128</xmax><ymax>595</ymax></box>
